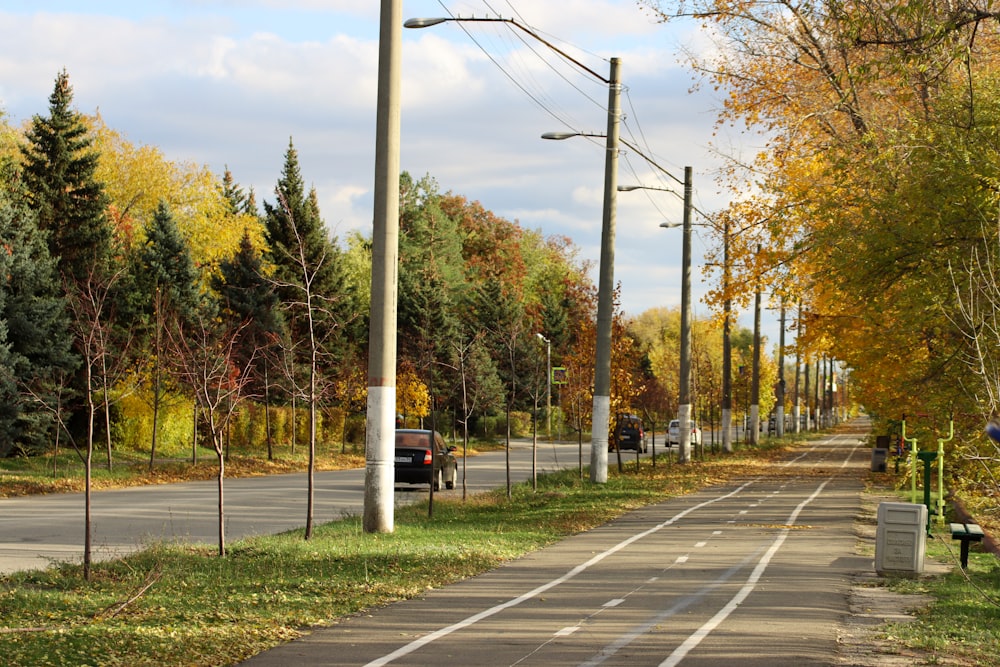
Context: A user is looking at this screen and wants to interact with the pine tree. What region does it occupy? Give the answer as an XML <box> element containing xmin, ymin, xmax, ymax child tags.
<box><xmin>215</xmin><ymin>232</ymin><xmax>282</xmax><ymax>332</ymax></box>
<box><xmin>20</xmin><ymin>70</ymin><xmax>112</xmax><ymax>285</ymax></box>
<box><xmin>262</xmin><ymin>140</ymin><xmax>360</xmax><ymax>537</ymax></box>
<box><xmin>0</xmin><ymin>192</ymin><xmax>77</xmax><ymax>455</ymax></box>
<box><xmin>138</xmin><ymin>201</ymin><xmax>201</xmax><ymax>319</ymax></box>
<box><xmin>397</xmin><ymin>173</ymin><xmax>464</xmax><ymax>365</ymax></box>
<box><xmin>214</xmin><ymin>230</ymin><xmax>286</xmax><ymax>380</ymax></box>
<box><xmin>213</xmin><ymin>231</ymin><xmax>286</xmax><ymax>458</ymax></box>
<box><xmin>133</xmin><ymin>201</ymin><xmax>203</xmax><ymax>468</ymax></box>
<box><xmin>262</xmin><ymin>139</ymin><xmax>354</xmax><ymax>353</ymax></box>
<box><xmin>221</xmin><ymin>167</ymin><xmax>257</xmax><ymax>216</ymax></box>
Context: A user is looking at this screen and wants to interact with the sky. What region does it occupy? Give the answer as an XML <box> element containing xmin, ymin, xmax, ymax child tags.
<box><xmin>0</xmin><ymin>0</ymin><xmax>784</xmax><ymax>346</ymax></box>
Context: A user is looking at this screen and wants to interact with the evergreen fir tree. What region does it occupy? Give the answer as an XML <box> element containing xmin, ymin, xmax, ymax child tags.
<box><xmin>0</xmin><ymin>192</ymin><xmax>77</xmax><ymax>455</ymax></box>
<box><xmin>131</xmin><ymin>202</ymin><xmax>203</xmax><ymax>469</ymax></box>
<box><xmin>539</xmin><ymin>288</ymin><xmax>570</xmax><ymax>354</ymax></box>
<box><xmin>262</xmin><ymin>140</ymin><xmax>355</xmax><ymax>353</ymax></box>
<box><xmin>397</xmin><ymin>173</ymin><xmax>464</xmax><ymax>364</ymax></box>
<box><xmin>20</xmin><ymin>70</ymin><xmax>112</xmax><ymax>285</ymax></box>
<box><xmin>213</xmin><ymin>230</ymin><xmax>286</xmax><ymax>379</ymax></box>
<box><xmin>138</xmin><ymin>201</ymin><xmax>201</xmax><ymax>320</ymax></box>
<box><xmin>471</xmin><ymin>276</ymin><xmax>534</xmax><ymax>411</ymax></box>
<box><xmin>221</xmin><ymin>167</ymin><xmax>257</xmax><ymax>216</ymax></box>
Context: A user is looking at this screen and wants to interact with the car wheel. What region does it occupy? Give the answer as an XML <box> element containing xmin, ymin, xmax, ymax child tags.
<box><xmin>433</xmin><ymin>469</ymin><xmax>442</xmax><ymax>491</ymax></box>
<box><xmin>445</xmin><ymin>467</ymin><xmax>456</xmax><ymax>490</ymax></box>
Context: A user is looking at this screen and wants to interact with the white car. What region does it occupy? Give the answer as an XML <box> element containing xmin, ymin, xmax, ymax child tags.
<box><xmin>667</xmin><ymin>419</ymin><xmax>702</xmax><ymax>447</ymax></box>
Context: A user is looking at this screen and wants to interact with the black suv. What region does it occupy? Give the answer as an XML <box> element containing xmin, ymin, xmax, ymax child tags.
<box><xmin>610</xmin><ymin>413</ymin><xmax>646</xmax><ymax>453</ymax></box>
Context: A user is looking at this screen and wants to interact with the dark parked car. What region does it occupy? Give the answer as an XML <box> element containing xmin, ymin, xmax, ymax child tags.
<box><xmin>394</xmin><ymin>429</ymin><xmax>458</xmax><ymax>491</ymax></box>
<box><xmin>610</xmin><ymin>413</ymin><xmax>646</xmax><ymax>452</ymax></box>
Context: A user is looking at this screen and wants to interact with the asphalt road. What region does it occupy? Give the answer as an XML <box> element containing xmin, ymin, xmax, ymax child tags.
<box><xmin>0</xmin><ymin>437</ymin><xmax>601</xmax><ymax>575</ymax></box>
<box><xmin>242</xmin><ymin>422</ymin><xmax>871</xmax><ymax>667</ymax></box>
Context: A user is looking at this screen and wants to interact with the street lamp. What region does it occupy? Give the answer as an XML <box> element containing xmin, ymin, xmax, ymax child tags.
<box><xmin>410</xmin><ymin>15</ymin><xmax>621</xmax><ymax>485</ymax></box>
<box><xmin>622</xmin><ymin>170</ymin><xmax>695</xmax><ymax>464</ymax></box>
<box><xmin>536</xmin><ymin>333</ymin><xmax>551</xmax><ymax>440</ymax></box>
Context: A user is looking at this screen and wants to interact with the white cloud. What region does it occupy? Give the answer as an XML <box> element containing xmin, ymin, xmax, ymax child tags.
<box><xmin>0</xmin><ymin>0</ymin><xmax>772</xmax><ymax>334</ymax></box>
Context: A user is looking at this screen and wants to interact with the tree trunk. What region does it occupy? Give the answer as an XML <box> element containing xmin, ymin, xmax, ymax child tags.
<box><xmin>265</xmin><ymin>364</ymin><xmax>273</xmax><ymax>461</ymax></box>
<box><xmin>191</xmin><ymin>404</ymin><xmax>198</xmax><ymax>464</ymax></box>
<box><xmin>102</xmin><ymin>352</ymin><xmax>113</xmax><ymax>472</ymax></box>
<box><xmin>217</xmin><ymin>446</ymin><xmax>226</xmax><ymax>557</ymax></box>
<box><xmin>84</xmin><ymin>365</ymin><xmax>95</xmax><ymax>581</ymax></box>
<box><xmin>150</xmin><ymin>299</ymin><xmax>163</xmax><ymax>472</ymax></box>
<box><xmin>305</xmin><ymin>345</ymin><xmax>317</xmax><ymax>540</ymax></box>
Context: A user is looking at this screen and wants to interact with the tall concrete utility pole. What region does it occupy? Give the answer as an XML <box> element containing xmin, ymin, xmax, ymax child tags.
<box><xmin>721</xmin><ymin>217</ymin><xmax>733</xmax><ymax>453</ymax></box>
<box><xmin>364</xmin><ymin>0</ymin><xmax>401</xmax><ymax>534</ymax></box>
<box><xmin>776</xmin><ymin>301</ymin><xmax>786</xmax><ymax>437</ymax></box>
<box><xmin>793</xmin><ymin>301</ymin><xmax>802</xmax><ymax>434</ymax></box>
<box><xmin>750</xmin><ymin>252</ymin><xmax>761</xmax><ymax>446</ymax></box>
<box><xmin>589</xmin><ymin>57</ymin><xmax>621</xmax><ymax>483</ymax></box>
<box><xmin>677</xmin><ymin>166</ymin><xmax>694</xmax><ymax>463</ymax></box>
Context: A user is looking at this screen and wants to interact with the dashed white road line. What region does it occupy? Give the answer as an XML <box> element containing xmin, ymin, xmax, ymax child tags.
<box><xmin>657</xmin><ymin>479</ymin><xmax>831</xmax><ymax>667</ymax></box>
<box><xmin>363</xmin><ymin>481</ymin><xmax>755</xmax><ymax>667</ymax></box>
<box><xmin>655</xmin><ymin>441</ymin><xmax>860</xmax><ymax>667</ymax></box>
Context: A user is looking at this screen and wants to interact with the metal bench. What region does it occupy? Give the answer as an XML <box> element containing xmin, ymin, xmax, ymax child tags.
<box><xmin>949</xmin><ymin>522</ymin><xmax>985</xmax><ymax>568</ymax></box>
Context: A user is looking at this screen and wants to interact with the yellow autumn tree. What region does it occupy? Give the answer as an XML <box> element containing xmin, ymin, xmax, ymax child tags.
<box><xmin>89</xmin><ymin>115</ymin><xmax>264</xmax><ymax>277</ymax></box>
<box><xmin>396</xmin><ymin>361</ymin><xmax>430</xmax><ymax>424</ymax></box>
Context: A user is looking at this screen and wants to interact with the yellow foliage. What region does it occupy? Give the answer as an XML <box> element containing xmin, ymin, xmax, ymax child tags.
<box><xmin>88</xmin><ymin>115</ymin><xmax>265</xmax><ymax>280</ymax></box>
<box><xmin>396</xmin><ymin>363</ymin><xmax>429</xmax><ymax>420</ymax></box>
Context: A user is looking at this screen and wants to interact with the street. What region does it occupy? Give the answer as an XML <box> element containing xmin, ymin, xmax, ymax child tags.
<box><xmin>0</xmin><ymin>437</ymin><xmax>589</xmax><ymax>575</ymax></box>
<box><xmin>242</xmin><ymin>423</ymin><xmax>869</xmax><ymax>667</ymax></box>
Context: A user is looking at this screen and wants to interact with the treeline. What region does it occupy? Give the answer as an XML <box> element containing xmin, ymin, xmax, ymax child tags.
<box><xmin>640</xmin><ymin>1</ymin><xmax>1000</xmax><ymax>508</ymax></box>
<box><xmin>0</xmin><ymin>71</ymin><xmax>619</xmax><ymax>461</ymax></box>
<box><xmin>2</xmin><ymin>70</ymin><xmax>797</xmax><ymax>469</ymax></box>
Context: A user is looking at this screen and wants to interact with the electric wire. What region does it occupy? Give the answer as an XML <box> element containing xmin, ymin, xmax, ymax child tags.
<box><xmin>431</xmin><ymin>2</ymin><xmax>570</xmax><ymax>128</ymax></box>
<box><xmin>486</xmin><ymin>0</ymin><xmax>608</xmax><ymax>112</ymax></box>
<box><xmin>432</xmin><ymin>2</ymin><xmax>719</xmax><ymax>242</ymax></box>
<box><xmin>435</xmin><ymin>0</ymin><xmax>606</xmax><ymax>135</ymax></box>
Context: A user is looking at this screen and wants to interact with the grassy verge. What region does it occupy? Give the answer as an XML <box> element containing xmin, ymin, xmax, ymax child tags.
<box><xmin>885</xmin><ymin>524</ymin><xmax>1000</xmax><ymax>666</ymax></box>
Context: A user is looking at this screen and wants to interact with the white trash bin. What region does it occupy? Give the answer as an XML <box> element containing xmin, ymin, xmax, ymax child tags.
<box><xmin>875</xmin><ymin>502</ymin><xmax>927</xmax><ymax>575</ymax></box>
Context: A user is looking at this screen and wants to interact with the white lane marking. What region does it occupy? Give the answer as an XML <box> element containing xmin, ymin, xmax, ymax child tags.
<box><xmin>580</xmin><ymin>429</ymin><xmax>860</xmax><ymax>666</ymax></box>
<box><xmin>675</xmin><ymin>555</ymin><xmax>689</xmax><ymax>564</ymax></box>
<box><xmin>694</xmin><ymin>541</ymin><xmax>707</xmax><ymax>548</ymax></box>
<box><xmin>712</xmin><ymin>530</ymin><xmax>722</xmax><ymax>535</ymax></box>
<box><xmin>556</xmin><ymin>626</ymin><xmax>579</xmax><ymax>637</ymax></box>
<box><xmin>841</xmin><ymin>443</ymin><xmax>862</xmax><ymax>467</ymax></box>
<box><xmin>579</xmin><ymin>548</ymin><xmax>765</xmax><ymax>667</ymax></box>
<box><xmin>604</xmin><ymin>599</ymin><xmax>625</xmax><ymax>608</ymax></box>
<box><xmin>657</xmin><ymin>479</ymin><xmax>831</xmax><ymax>667</ymax></box>
<box><xmin>363</xmin><ymin>481</ymin><xmax>756</xmax><ymax>667</ymax></box>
